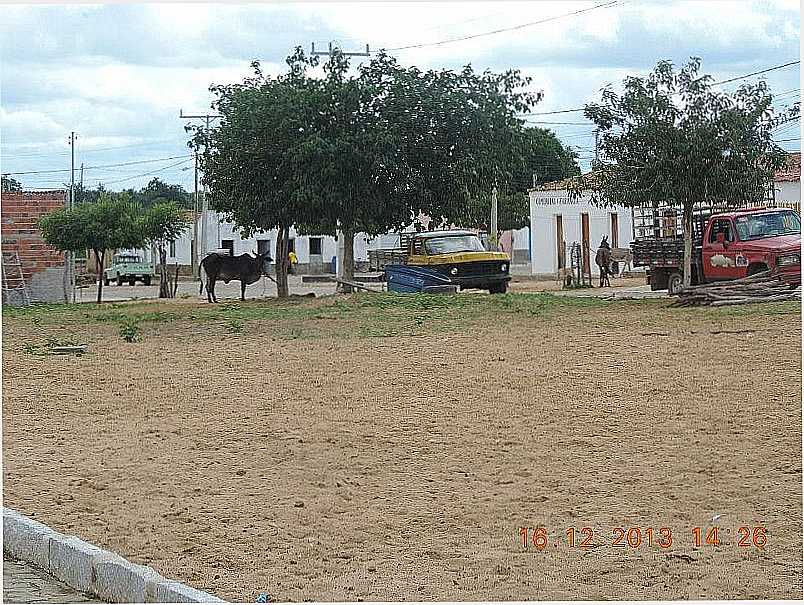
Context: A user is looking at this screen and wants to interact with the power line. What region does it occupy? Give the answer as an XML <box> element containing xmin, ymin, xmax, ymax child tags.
<box><xmin>775</xmin><ymin>137</ymin><xmax>801</xmax><ymax>142</ymax></box>
<box><xmin>99</xmin><ymin>159</ymin><xmax>193</xmax><ymax>186</ymax></box>
<box><xmin>525</xmin><ymin>120</ymin><xmax>593</xmax><ymax>125</ymax></box>
<box><xmin>386</xmin><ymin>0</ymin><xmax>620</xmax><ymax>51</ymax></box>
<box><xmin>4</xmin><ymin>154</ymin><xmax>192</xmax><ymax>176</ymax></box>
<box><xmin>712</xmin><ymin>60</ymin><xmax>800</xmax><ymax>85</ymax></box>
<box><xmin>521</xmin><ymin>61</ymin><xmax>801</xmax><ymax>118</ymax></box>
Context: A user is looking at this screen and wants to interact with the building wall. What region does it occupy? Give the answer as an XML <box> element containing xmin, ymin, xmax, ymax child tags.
<box><xmin>774</xmin><ymin>180</ymin><xmax>801</xmax><ymax>205</ymax></box>
<box><xmin>1</xmin><ymin>191</ymin><xmax>68</xmax><ymax>303</ymax></box>
<box><xmin>528</xmin><ymin>190</ymin><xmax>634</xmax><ymax>276</ymax></box>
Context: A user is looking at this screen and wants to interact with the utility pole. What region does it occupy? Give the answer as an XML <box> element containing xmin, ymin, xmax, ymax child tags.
<box><xmin>490</xmin><ymin>185</ymin><xmax>498</xmax><ymax>251</ymax></box>
<box><xmin>192</xmin><ymin>153</ymin><xmax>199</xmax><ymax>278</ymax></box>
<box><xmin>66</xmin><ymin>132</ymin><xmax>77</xmax><ymax>303</ymax></box>
<box><xmin>179</xmin><ymin>110</ymin><xmax>221</xmax><ymax>275</ymax></box>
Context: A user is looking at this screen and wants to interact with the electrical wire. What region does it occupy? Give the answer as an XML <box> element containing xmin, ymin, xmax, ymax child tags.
<box><xmin>386</xmin><ymin>0</ymin><xmax>620</xmax><ymax>51</ymax></box>
<box><xmin>712</xmin><ymin>60</ymin><xmax>800</xmax><ymax>86</ymax></box>
<box><xmin>3</xmin><ymin>154</ymin><xmax>192</xmax><ymax>176</ymax></box>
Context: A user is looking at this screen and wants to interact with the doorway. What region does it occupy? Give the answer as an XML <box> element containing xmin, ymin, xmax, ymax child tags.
<box><xmin>610</xmin><ymin>213</ymin><xmax>619</xmax><ymax>248</ymax></box>
<box><xmin>556</xmin><ymin>215</ymin><xmax>565</xmax><ymax>269</ymax></box>
<box><xmin>581</xmin><ymin>213</ymin><xmax>590</xmax><ymax>274</ymax></box>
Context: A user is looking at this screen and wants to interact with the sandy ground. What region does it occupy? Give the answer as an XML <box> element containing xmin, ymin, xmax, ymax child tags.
<box><xmin>3</xmin><ymin>295</ymin><xmax>801</xmax><ymax>601</ymax></box>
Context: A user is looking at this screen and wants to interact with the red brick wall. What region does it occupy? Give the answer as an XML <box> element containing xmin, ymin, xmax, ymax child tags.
<box><xmin>2</xmin><ymin>191</ymin><xmax>67</xmax><ymax>284</ymax></box>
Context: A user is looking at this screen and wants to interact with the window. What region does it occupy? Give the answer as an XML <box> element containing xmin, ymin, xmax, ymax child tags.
<box><xmin>221</xmin><ymin>239</ymin><xmax>234</xmax><ymax>255</ymax></box>
<box><xmin>169</xmin><ymin>240</ymin><xmax>176</xmax><ymax>257</ymax></box>
<box><xmin>424</xmin><ymin>234</ymin><xmax>485</xmax><ymax>255</ymax></box>
<box><xmin>708</xmin><ymin>219</ymin><xmax>734</xmax><ymax>244</ymax></box>
<box><xmin>309</xmin><ymin>237</ymin><xmax>322</xmax><ymax>256</ymax></box>
<box><xmin>257</xmin><ymin>239</ymin><xmax>271</xmax><ymax>255</ymax></box>
<box><xmin>734</xmin><ymin>211</ymin><xmax>800</xmax><ymax>241</ymax></box>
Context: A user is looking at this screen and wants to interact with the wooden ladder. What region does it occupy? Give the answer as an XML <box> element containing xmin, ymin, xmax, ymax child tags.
<box><xmin>2</xmin><ymin>249</ymin><xmax>32</xmax><ymax>306</ymax></box>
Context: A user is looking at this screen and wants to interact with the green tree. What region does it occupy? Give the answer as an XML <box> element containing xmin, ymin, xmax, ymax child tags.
<box><xmin>192</xmin><ymin>49</ymin><xmax>323</xmax><ymax>298</ymax></box>
<box><xmin>140</xmin><ymin>202</ymin><xmax>190</xmax><ymax>298</ymax></box>
<box><xmin>296</xmin><ymin>51</ymin><xmax>542</xmax><ymax>288</ymax></box>
<box><xmin>134</xmin><ymin>178</ymin><xmax>192</xmax><ymax>209</ymax></box>
<box><xmin>39</xmin><ymin>193</ymin><xmax>145</xmax><ymax>303</ymax></box>
<box><xmin>583</xmin><ymin>57</ymin><xmax>799</xmax><ymax>288</ymax></box>
<box><xmin>2</xmin><ymin>174</ymin><xmax>23</xmax><ymax>193</ymax></box>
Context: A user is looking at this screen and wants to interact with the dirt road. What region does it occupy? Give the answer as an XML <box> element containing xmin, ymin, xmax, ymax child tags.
<box><xmin>3</xmin><ymin>294</ymin><xmax>801</xmax><ymax>600</ymax></box>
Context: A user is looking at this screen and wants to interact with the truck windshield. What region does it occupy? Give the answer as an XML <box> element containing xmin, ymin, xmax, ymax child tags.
<box><xmin>117</xmin><ymin>255</ymin><xmax>142</xmax><ymax>263</ymax></box>
<box><xmin>424</xmin><ymin>235</ymin><xmax>485</xmax><ymax>255</ymax></box>
<box><xmin>734</xmin><ymin>211</ymin><xmax>801</xmax><ymax>241</ymax></box>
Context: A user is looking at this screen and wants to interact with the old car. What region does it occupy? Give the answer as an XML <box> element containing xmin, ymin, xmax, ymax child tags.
<box><xmin>103</xmin><ymin>253</ymin><xmax>154</xmax><ymax>286</ymax></box>
<box><xmin>632</xmin><ymin>206</ymin><xmax>801</xmax><ymax>294</ymax></box>
<box><xmin>382</xmin><ymin>230</ymin><xmax>511</xmax><ymax>294</ymax></box>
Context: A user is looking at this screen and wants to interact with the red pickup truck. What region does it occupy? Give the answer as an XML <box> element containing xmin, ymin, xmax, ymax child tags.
<box><xmin>632</xmin><ymin>207</ymin><xmax>801</xmax><ymax>294</ymax></box>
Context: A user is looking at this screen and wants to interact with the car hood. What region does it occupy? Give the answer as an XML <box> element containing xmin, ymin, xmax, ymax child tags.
<box><xmin>739</xmin><ymin>233</ymin><xmax>801</xmax><ymax>253</ymax></box>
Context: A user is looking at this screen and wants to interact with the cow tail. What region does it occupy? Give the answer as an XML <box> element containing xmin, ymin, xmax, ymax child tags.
<box><xmin>199</xmin><ymin>262</ymin><xmax>207</xmax><ymax>295</ymax></box>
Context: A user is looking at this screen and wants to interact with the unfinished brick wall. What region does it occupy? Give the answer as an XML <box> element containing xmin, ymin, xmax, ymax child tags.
<box><xmin>1</xmin><ymin>191</ymin><xmax>68</xmax><ymax>303</ymax></box>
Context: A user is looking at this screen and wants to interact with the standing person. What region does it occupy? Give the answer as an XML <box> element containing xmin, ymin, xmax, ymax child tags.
<box><xmin>288</xmin><ymin>250</ymin><xmax>298</xmax><ymax>275</ymax></box>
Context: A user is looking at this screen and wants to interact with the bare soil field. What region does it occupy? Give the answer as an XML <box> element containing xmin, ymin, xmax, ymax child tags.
<box><xmin>3</xmin><ymin>293</ymin><xmax>801</xmax><ymax>601</ymax></box>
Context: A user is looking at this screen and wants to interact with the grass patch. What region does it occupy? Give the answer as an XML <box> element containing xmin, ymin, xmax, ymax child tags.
<box><xmin>6</xmin><ymin>293</ymin><xmax>797</xmax><ymax>342</ymax></box>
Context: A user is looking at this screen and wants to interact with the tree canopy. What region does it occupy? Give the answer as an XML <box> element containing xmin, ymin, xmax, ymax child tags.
<box><xmin>193</xmin><ymin>47</ymin><xmax>546</xmax><ymax>294</ymax></box>
<box><xmin>39</xmin><ymin>193</ymin><xmax>145</xmax><ymax>302</ymax></box>
<box><xmin>582</xmin><ymin>57</ymin><xmax>799</xmax><ymax>287</ymax></box>
<box><xmin>140</xmin><ymin>202</ymin><xmax>190</xmax><ymax>298</ymax></box>
<box><xmin>2</xmin><ymin>174</ymin><xmax>23</xmax><ymax>193</ymax></box>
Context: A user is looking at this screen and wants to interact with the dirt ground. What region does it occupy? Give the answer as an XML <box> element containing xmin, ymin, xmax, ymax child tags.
<box><xmin>2</xmin><ymin>293</ymin><xmax>801</xmax><ymax>601</ymax></box>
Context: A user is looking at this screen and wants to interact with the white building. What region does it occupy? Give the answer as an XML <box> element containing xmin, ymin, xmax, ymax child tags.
<box><xmin>773</xmin><ymin>152</ymin><xmax>801</xmax><ymax>208</ymax></box>
<box><xmin>159</xmin><ymin>210</ymin><xmax>412</xmax><ymax>274</ymax></box>
<box><xmin>528</xmin><ymin>176</ymin><xmax>634</xmax><ymax>278</ymax></box>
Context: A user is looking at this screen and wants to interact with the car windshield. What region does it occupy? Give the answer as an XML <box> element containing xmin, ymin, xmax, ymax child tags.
<box><xmin>734</xmin><ymin>211</ymin><xmax>801</xmax><ymax>241</ymax></box>
<box><xmin>423</xmin><ymin>235</ymin><xmax>485</xmax><ymax>255</ymax></box>
<box><xmin>117</xmin><ymin>255</ymin><xmax>142</xmax><ymax>263</ymax></box>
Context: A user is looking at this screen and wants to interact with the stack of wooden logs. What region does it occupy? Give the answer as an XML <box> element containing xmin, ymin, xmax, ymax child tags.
<box><xmin>673</xmin><ymin>271</ymin><xmax>801</xmax><ymax>307</ymax></box>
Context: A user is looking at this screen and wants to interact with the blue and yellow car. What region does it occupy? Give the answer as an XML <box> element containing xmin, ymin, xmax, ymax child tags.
<box><xmin>387</xmin><ymin>230</ymin><xmax>511</xmax><ymax>294</ymax></box>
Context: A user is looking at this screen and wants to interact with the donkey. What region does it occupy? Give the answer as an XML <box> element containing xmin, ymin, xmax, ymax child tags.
<box><xmin>595</xmin><ymin>236</ymin><xmax>612</xmax><ymax>288</ymax></box>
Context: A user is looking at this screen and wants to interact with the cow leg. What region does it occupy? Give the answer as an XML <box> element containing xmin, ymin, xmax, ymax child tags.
<box><xmin>241</xmin><ymin>280</ymin><xmax>246</xmax><ymax>301</ymax></box>
<box><xmin>209</xmin><ymin>278</ymin><xmax>217</xmax><ymax>303</ymax></box>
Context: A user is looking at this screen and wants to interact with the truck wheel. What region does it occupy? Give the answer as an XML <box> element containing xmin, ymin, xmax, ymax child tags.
<box><xmin>667</xmin><ymin>271</ymin><xmax>683</xmax><ymax>295</ymax></box>
<box><xmin>488</xmin><ymin>282</ymin><xmax>507</xmax><ymax>294</ymax></box>
<box><xmin>104</xmin><ymin>276</ymin><xmax>110</xmax><ymax>286</ymax></box>
<box><xmin>129</xmin><ymin>278</ymin><xmax>136</xmax><ymax>286</ymax></box>
<box><xmin>143</xmin><ymin>276</ymin><xmax>152</xmax><ymax>286</ymax></box>
<box><xmin>116</xmin><ymin>274</ymin><xmax>124</xmax><ymax>286</ymax></box>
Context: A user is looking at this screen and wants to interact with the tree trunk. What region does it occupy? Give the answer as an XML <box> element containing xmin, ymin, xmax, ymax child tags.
<box><xmin>158</xmin><ymin>245</ymin><xmax>171</xmax><ymax>298</ymax></box>
<box><xmin>94</xmin><ymin>249</ymin><xmax>104</xmax><ymax>303</ymax></box>
<box><xmin>682</xmin><ymin>203</ymin><xmax>693</xmax><ymax>289</ymax></box>
<box><xmin>275</xmin><ymin>224</ymin><xmax>289</xmax><ymax>298</ymax></box>
<box><xmin>336</xmin><ymin>225</ymin><xmax>355</xmax><ymax>294</ymax></box>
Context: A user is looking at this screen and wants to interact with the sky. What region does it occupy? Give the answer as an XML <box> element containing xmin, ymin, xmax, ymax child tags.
<box><xmin>1</xmin><ymin>0</ymin><xmax>800</xmax><ymax>192</ymax></box>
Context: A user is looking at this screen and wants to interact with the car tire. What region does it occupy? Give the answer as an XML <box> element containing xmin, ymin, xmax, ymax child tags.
<box><xmin>116</xmin><ymin>274</ymin><xmax>124</xmax><ymax>286</ymax></box>
<box><xmin>667</xmin><ymin>271</ymin><xmax>684</xmax><ymax>295</ymax></box>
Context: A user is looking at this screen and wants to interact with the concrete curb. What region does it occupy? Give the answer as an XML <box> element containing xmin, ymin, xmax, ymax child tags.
<box><xmin>3</xmin><ymin>508</ymin><xmax>225</xmax><ymax>603</ymax></box>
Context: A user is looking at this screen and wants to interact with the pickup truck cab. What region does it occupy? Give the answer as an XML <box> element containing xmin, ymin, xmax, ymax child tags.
<box><xmin>103</xmin><ymin>253</ymin><xmax>154</xmax><ymax>286</ymax></box>
<box><xmin>405</xmin><ymin>230</ymin><xmax>511</xmax><ymax>293</ymax></box>
<box><xmin>702</xmin><ymin>208</ymin><xmax>800</xmax><ymax>286</ymax></box>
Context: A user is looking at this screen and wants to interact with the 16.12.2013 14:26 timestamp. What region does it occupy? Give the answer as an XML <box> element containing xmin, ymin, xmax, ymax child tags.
<box><xmin>518</xmin><ymin>526</ymin><xmax>767</xmax><ymax>550</ymax></box>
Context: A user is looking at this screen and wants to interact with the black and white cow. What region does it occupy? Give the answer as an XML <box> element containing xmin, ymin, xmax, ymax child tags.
<box><xmin>199</xmin><ymin>251</ymin><xmax>273</xmax><ymax>302</ymax></box>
